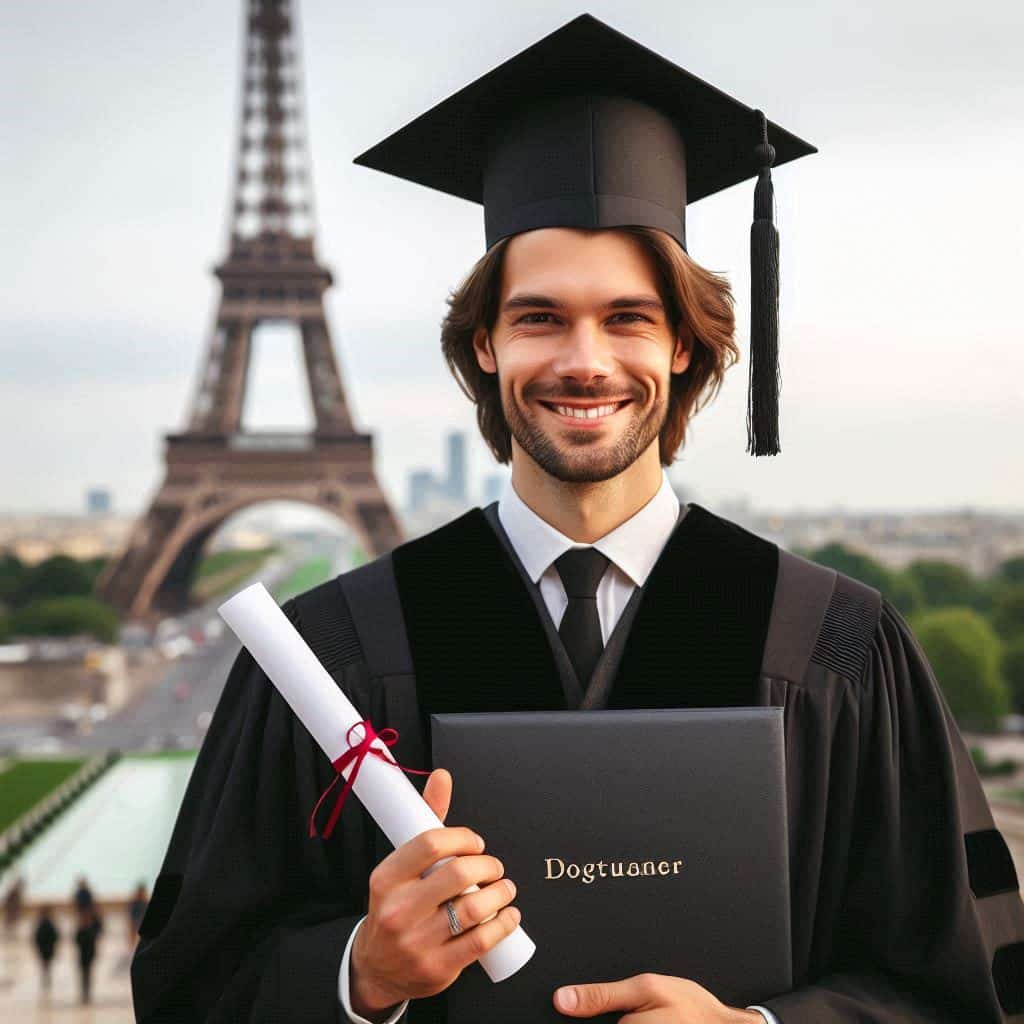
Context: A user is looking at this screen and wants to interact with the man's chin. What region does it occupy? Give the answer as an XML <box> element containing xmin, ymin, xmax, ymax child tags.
<box><xmin>517</xmin><ymin>434</ymin><xmax>642</xmax><ymax>484</ymax></box>
<box><xmin>505</xmin><ymin>399</ymin><xmax>666</xmax><ymax>484</ymax></box>
<box><xmin>542</xmin><ymin>460</ymin><xmax>633</xmax><ymax>485</ymax></box>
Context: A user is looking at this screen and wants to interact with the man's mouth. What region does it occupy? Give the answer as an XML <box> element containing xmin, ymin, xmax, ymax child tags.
<box><xmin>537</xmin><ymin>399</ymin><xmax>633</xmax><ymax>424</ymax></box>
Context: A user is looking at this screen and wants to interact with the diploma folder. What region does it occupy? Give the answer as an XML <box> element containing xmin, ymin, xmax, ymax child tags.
<box><xmin>431</xmin><ymin>708</ymin><xmax>791</xmax><ymax>1023</ymax></box>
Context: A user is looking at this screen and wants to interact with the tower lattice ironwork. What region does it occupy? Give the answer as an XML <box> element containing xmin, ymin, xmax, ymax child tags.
<box><xmin>98</xmin><ymin>0</ymin><xmax>402</xmax><ymax>619</ymax></box>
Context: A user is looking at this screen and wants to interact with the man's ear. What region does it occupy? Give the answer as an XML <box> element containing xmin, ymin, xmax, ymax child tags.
<box><xmin>671</xmin><ymin>329</ymin><xmax>693</xmax><ymax>375</ymax></box>
<box><xmin>473</xmin><ymin>326</ymin><xmax>498</xmax><ymax>374</ymax></box>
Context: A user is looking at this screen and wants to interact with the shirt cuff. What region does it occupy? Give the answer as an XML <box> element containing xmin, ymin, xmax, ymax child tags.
<box><xmin>338</xmin><ymin>916</ymin><xmax>409</xmax><ymax>1024</ymax></box>
<box><xmin>336</xmin><ymin>915</ymin><xmax>775</xmax><ymax>1024</ymax></box>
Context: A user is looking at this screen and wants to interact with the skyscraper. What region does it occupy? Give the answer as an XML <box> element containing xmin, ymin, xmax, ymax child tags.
<box><xmin>86</xmin><ymin>488</ymin><xmax>112</xmax><ymax>517</ymax></box>
<box><xmin>445</xmin><ymin>432</ymin><xmax>467</xmax><ymax>504</ymax></box>
<box><xmin>407</xmin><ymin>470</ymin><xmax>436</xmax><ymax>516</ymax></box>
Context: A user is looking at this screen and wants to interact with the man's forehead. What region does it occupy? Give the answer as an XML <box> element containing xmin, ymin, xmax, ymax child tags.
<box><xmin>499</xmin><ymin>228</ymin><xmax>662</xmax><ymax>301</ymax></box>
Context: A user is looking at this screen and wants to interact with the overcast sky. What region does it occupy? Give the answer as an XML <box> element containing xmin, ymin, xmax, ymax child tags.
<box><xmin>2</xmin><ymin>0</ymin><xmax>1022</xmax><ymax>520</ymax></box>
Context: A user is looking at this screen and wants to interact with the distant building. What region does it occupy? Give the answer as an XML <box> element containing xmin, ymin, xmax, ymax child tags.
<box><xmin>482</xmin><ymin>472</ymin><xmax>508</xmax><ymax>506</ymax></box>
<box><xmin>445</xmin><ymin>433</ymin><xmax>468</xmax><ymax>504</ymax></box>
<box><xmin>86</xmin><ymin>488</ymin><xmax>112</xmax><ymax>517</ymax></box>
<box><xmin>0</xmin><ymin>514</ymin><xmax>134</xmax><ymax>564</ymax></box>
<box><xmin>403</xmin><ymin>432</ymin><xmax>476</xmax><ymax>536</ymax></box>
<box><xmin>736</xmin><ymin>508</ymin><xmax>1024</xmax><ymax>577</ymax></box>
<box><xmin>408</xmin><ymin>470</ymin><xmax>437</xmax><ymax>516</ymax></box>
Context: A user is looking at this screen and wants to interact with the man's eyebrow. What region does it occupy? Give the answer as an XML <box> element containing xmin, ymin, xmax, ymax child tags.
<box><xmin>607</xmin><ymin>295</ymin><xmax>665</xmax><ymax>312</ymax></box>
<box><xmin>501</xmin><ymin>293</ymin><xmax>665</xmax><ymax>313</ymax></box>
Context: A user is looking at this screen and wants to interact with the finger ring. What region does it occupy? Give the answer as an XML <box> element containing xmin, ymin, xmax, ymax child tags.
<box><xmin>445</xmin><ymin>899</ymin><xmax>463</xmax><ymax>936</ymax></box>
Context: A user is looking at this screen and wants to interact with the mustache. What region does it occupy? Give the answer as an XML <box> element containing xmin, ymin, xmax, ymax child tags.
<box><xmin>522</xmin><ymin>380</ymin><xmax>645</xmax><ymax>402</ymax></box>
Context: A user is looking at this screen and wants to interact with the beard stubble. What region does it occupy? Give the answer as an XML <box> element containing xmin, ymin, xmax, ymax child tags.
<box><xmin>502</xmin><ymin>381</ymin><xmax>668</xmax><ymax>484</ymax></box>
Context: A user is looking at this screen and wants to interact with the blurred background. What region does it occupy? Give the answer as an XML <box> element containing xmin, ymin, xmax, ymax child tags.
<box><xmin>1</xmin><ymin>0</ymin><xmax>1022</xmax><ymax>1018</ymax></box>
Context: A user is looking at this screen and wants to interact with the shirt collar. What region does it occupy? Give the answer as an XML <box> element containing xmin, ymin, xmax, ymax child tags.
<box><xmin>497</xmin><ymin>472</ymin><xmax>681</xmax><ymax>587</ymax></box>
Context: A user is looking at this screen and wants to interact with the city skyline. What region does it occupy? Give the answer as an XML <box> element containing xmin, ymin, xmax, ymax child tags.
<box><xmin>2</xmin><ymin>1</ymin><xmax>1023</xmax><ymax>520</ymax></box>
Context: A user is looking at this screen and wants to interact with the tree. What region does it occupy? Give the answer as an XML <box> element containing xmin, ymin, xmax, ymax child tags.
<box><xmin>82</xmin><ymin>556</ymin><xmax>109</xmax><ymax>589</ymax></box>
<box><xmin>886</xmin><ymin>571</ymin><xmax>924</xmax><ymax>618</ymax></box>
<box><xmin>1002</xmin><ymin>638</ymin><xmax>1024</xmax><ymax>715</ymax></box>
<box><xmin>996</xmin><ymin>555</ymin><xmax>1024</xmax><ymax>585</ymax></box>
<box><xmin>0</xmin><ymin>550</ymin><xmax>27</xmax><ymax>608</ymax></box>
<box><xmin>9</xmin><ymin>596</ymin><xmax>119</xmax><ymax>644</ymax></box>
<box><xmin>905</xmin><ymin>559</ymin><xmax>977</xmax><ymax>610</ymax></box>
<box><xmin>990</xmin><ymin>583</ymin><xmax>1024</xmax><ymax>643</ymax></box>
<box><xmin>909</xmin><ymin>607</ymin><xmax>1009</xmax><ymax>731</ymax></box>
<box><xmin>807</xmin><ymin>542</ymin><xmax>891</xmax><ymax>593</ymax></box>
<box><xmin>15</xmin><ymin>555</ymin><xmax>96</xmax><ymax>607</ymax></box>
<box><xmin>804</xmin><ymin>542</ymin><xmax>926</xmax><ymax>616</ymax></box>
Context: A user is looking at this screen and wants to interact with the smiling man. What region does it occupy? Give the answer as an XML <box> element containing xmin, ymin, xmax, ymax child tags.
<box><xmin>471</xmin><ymin>227</ymin><xmax>697</xmax><ymax>504</ymax></box>
<box><xmin>131</xmin><ymin>13</ymin><xmax>1024</xmax><ymax>1024</ymax></box>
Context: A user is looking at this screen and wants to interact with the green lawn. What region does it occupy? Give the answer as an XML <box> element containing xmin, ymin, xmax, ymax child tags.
<box><xmin>195</xmin><ymin>546</ymin><xmax>280</xmax><ymax>580</ymax></box>
<box><xmin>192</xmin><ymin>546</ymin><xmax>280</xmax><ymax>602</ymax></box>
<box><xmin>0</xmin><ymin>759</ymin><xmax>86</xmax><ymax>832</ymax></box>
<box><xmin>272</xmin><ymin>556</ymin><xmax>333</xmax><ymax>603</ymax></box>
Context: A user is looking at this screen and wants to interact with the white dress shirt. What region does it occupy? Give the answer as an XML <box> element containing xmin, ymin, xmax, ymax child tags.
<box><xmin>339</xmin><ymin>473</ymin><xmax>780</xmax><ymax>1024</ymax></box>
<box><xmin>497</xmin><ymin>471</ymin><xmax>680</xmax><ymax>640</ymax></box>
<box><xmin>339</xmin><ymin>916</ymin><xmax>408</xmax><ymax>1024</ymax></box>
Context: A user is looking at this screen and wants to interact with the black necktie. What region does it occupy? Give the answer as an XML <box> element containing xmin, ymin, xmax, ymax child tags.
<box><xmin>554</xmin><ymin>547</ymin><xmax>610</xmax><ymax>686</ymax></box>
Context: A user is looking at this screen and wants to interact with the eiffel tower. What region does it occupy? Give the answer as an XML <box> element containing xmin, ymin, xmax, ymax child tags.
<box><xmin>98</xmin><ymin>0</ymin><xmax>402</xmax><ymax>619</ymax></box>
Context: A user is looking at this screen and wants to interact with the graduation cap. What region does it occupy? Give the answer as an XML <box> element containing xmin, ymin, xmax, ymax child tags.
<box><xmin>353</xmin><ymin>13</ymin><xmax>817</xmax><ymax>456</ymax></box>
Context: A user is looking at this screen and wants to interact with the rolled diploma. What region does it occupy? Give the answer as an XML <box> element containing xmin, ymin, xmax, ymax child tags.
<box><xmin>218</xmin><ymin>581</ymin><xmax>535</xmax><ymax>983</ymax></box>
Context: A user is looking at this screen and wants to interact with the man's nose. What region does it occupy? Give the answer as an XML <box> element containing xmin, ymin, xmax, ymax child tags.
<box><xmin>550</xmin><ymin>320</ymin><xmax>614</xmax><ymax>384</ymax></box>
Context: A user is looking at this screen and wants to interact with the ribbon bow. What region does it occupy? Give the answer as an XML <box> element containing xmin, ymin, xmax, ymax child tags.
<box><xmin>309</xmin><ymin>719</ymin><xmax>431</xmax><ymax>839</ymax></box>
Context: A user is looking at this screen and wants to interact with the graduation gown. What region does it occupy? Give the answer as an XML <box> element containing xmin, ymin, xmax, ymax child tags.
<box><xmin>131</xmin><ymin>503</ymin><xmax>1024</xmax><ymax>1024</ymax></box>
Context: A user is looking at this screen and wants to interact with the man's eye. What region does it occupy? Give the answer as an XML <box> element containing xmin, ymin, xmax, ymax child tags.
<box><xmin>515</xmin><ymin>312</ymin><xmax>649</xmax><ymax>324</ymax></box>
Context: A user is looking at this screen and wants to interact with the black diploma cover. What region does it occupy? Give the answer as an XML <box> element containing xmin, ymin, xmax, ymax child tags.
<box><xmin>431</xmin><ymin>708</ymin><xmax>792</xmax><ymax>1023</ymax></box>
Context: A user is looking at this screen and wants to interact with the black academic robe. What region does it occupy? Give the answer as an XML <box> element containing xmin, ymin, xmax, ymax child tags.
<box><xmin>131</xmin><ymin>503</ymin><xmax>1024</xmax><ymax>1024</ymax></box>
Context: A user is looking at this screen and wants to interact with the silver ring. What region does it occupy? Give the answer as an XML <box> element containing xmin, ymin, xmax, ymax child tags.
<box><xmin>445</xmin><ymin>899</ymin><xmax>463</xmax><ymax>936</ymax></box>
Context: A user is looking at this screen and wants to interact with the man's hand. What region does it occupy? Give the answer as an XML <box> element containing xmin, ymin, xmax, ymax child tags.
<box><xmin>553</xmin><ymin>973</ymin><xmax>765</xmax><ymax>1023</ymax></box>
<box><xmin>349</xmin><ymin>768</ymin><xmax>521</xmax><ymax>1020</ymax></box>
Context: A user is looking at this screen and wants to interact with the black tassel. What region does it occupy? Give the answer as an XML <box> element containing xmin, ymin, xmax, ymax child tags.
<box><xmin>747</xmin><ymin>109</ymin><xmax>781</xmax><ymax>456</ymax></box>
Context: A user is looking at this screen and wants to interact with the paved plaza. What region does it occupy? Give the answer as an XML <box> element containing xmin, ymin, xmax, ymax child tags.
<box><xmin>0</xmin><ymin>908</ymin><xmax>135</xmax><ymax>1023</ymax></box>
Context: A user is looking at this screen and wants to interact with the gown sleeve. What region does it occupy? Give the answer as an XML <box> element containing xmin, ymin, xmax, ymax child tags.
<box><xmin>762</xmin><ymin>598</ymin><xmax>1024</xmax><ymax>1023</ymax></box>
<box><xmin>130</xmin><ymin>597</ymin><xmax>378</xmax><ymax>1024</ymax></box>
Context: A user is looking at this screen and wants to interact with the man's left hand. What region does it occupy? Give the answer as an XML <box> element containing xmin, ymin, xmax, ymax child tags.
<box><xmin>553</xmin><ymin>973</ymin><xmax>764</xmax><ymax>1022</ymax></box>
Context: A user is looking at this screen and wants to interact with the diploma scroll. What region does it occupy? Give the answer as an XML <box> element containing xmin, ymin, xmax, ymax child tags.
<box><xmin>218</xmin><ymin>582</ymin><xmax>535</xmax><ymax>983</ymax></box>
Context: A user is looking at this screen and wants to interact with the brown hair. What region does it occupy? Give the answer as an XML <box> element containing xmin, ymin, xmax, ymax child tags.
<box><xmin>440</xmin><ymin>226</ymin><xmax>738</xmax><ymax>465</ymax></box>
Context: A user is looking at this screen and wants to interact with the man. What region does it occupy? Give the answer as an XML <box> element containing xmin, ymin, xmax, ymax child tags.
<box><xmin>131</xmin><ymin>13</ymin><xmax>1024</xmax><ymax>1024</ymax></box>
<box><xmin>75</xmin><ymin>903</ymin><xmax>103</xmax><ymax>1005</ymax></box>
<box><xmin>128</xmin><ymin>881</ymin><xmax>149</xmax><ymax>950</ymax></box>
<box><xmin>32</xmin><ymin>904</ymin><xmax>59</xmax><ymax>995</ymax></box>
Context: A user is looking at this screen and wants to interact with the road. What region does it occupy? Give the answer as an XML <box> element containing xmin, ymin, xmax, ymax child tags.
<box><xmin>0</xmin><ymin>538</ymin><xmax>353</xmax><ymax>757</ymax></box>
<box><xmin>76</xmin><ymin>538</ymin><xmax>352</xmax><ymax>754</ymax></box>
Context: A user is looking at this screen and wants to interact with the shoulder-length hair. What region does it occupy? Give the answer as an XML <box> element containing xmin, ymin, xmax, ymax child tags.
<box><xmin>440</xmin><ymin>226</ymin><xmax>738</xmax><ymax>465</ymax></box>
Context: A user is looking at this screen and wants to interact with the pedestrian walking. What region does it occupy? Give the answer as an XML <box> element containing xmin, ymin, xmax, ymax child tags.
<box><xmin>74</xmin><ymin>904</ymin><xmax>103</xmax><ymax>1005</ymax></box>
<box><xmin>3</xmin><ymin>877</ymin><xmax>25</xmax><ymax>938</ymax></box>
<box><xmin>32</xmin><ymin>905</ymin><xmax>59</xmax><ymax>995</ymax></box>
<box><xmin>127</xmin><ymin>882</ymin><xmax>148</xmax><ymax>950</ymax></box>
<box><xmin>73</xmin><ymin>875</ymin><xmax>94</xmax><ymax>913</ymax></box>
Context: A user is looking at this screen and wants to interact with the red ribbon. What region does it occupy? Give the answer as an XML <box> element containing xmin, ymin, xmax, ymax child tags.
<box><xmin>309</xmin><ymin>719</ymin><xmax>431</xmax><ymax>839</ymax></box>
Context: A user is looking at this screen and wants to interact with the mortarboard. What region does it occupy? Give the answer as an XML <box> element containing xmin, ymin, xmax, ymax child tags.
<box><xmin>353</xmin><ymin>13</ymin><xmax>817</xmax><ymax>456</ymax></box>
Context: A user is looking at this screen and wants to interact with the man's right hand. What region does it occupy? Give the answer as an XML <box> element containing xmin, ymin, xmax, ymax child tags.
<box><xmin>350</xmin><ymin>768</ymin><xmax>521</xmax><ymax>1020</ymax></box>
